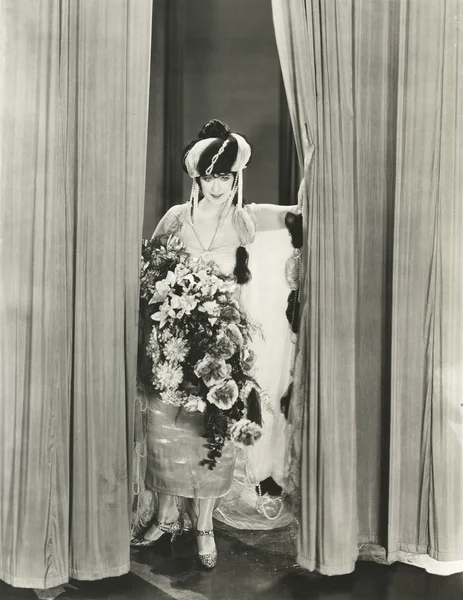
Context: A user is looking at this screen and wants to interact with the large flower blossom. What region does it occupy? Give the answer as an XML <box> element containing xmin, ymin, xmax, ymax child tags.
<box><xmin>169</xmin><ymin>293</ymin><xmax>198</xmax><ymax>318</ymax></box>
<box><xmin>167</xmin><ymin>293</ymin><xmax>197</xmax><ymax>318</ymax></box>
<box><xmin>209</xmin><ymin>332</ymin><xmax>235</xmax><ymax>360</ymax></box>
<box><xmin>194</xmin><ymin>273</ymin><xmax>221</xmax><ymax>297</ymax></box>
<box><xmin>183</xmin><ymin>395</ymin><xmax>207</xmax><ymax>413</ymax></box>
<box><xmin>241</xmin><ymin>346</ymin><xmax>256</xmax><ymax>373</ymax></box>
<box><xmin>152</xmin><ymin>299</ymin><xmax>178</xmax><ymax>328</ymax></box>
<box><xmin>165</xmin><ymin>234</ymin><xmax>184</xmax><ymax>253</ymax></box>
<box><xmin>149</xmin><ymin>270</ymin><xmax>177</xmax><ymax>304</ymax></box>
<box><xmin>199</xmin><ymin>300</ymin><xmax>220</xmax><ymax>316</ymax></box>
<box><xmin>221</xmin><ymin>305</ymin><xmax>241</xmax><ymax>323</ymax></box>
<box><xmin>194</xmin><ymin>355</ymin><xmax>231</xmax><ymax>387</ymax></box>
<box><xmin>225</xmin><ymin>323</ymin><xmax>243</xmax><ymax>348</ymax></box>
<box><xmin>155</xmin><ymin>361</ymin><xmax>183</xmax><ymax>391</ymax></box>
<box><xmin>229</xmin><ymin>419</ymin><xmax>262</xmax><ymax>446</ymax></box>
<box><xmin>159</xmin><ymin>328</ymin><xmax>173</xmax><ymax>342</ymax></box>
<box><xmin>195</xmin><ymin>267</ymin><xmax>213</xmax><ymax>284</ymax></box>
<box><xmin>217</xmin><ymin>279</ymin><xmax>237</xmax><ymax>295</ymax></box>
<box><xmin>163</xmin><ymin>336</ymin><xmax>189</xmax><ymax>363</ymax></box>
<box><xmin>174</xmin><ymin>263</ymin><xmax>197</xmax><ymax>288</ymax></box>
<box><xmin>207</xmin><ymin>379</ymin><xmax>239</xmax><ymax>410</ymax></box>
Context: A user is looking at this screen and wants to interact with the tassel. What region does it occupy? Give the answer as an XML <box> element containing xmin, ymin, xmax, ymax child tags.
<box><xmin>233</xmin><ymin>205</ymin><xmax>256</xmax><ymax>246</ymax></box>
<box><xmin>189</xmin><ymin>179</ymin><xmax>199</xmax><ymax>222</ymax></box>
<box><xmin>193</xmin><ymin>180</ymin><xmax>199</xmax><ymax>219</ymax></box>
<box><xmin>237</xmin><ymin>170</ymin><xmax>243</xmax><ymax>209</ymax></box>
<box><xmin>234</xmin><ymin>245</ymin><xmax>251</xmax><ymax>284</ymax></box>
<box><xmin>280</xmin><ymin>381</ymin><xmax>293</xmax><ymax>420</ymax></box>
<box><xmin>246</xmin><ymin>386</ymin><xmax>262</xmax><ymax>427</ymax></box>
<box><xmin>286</xmin><ymin>290</ymin><xmax>300</xmax><ymax>333</ymax></box>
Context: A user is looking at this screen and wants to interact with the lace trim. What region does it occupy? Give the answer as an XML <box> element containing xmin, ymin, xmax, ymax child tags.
<box><xmin>164</xmin><ymin>204</ymin><xmax>190</xmax><ymax>234</ymax></box>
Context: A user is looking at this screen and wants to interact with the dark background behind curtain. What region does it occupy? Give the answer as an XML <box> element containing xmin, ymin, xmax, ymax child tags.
<box><xmin>143</xmin><ymin>0</ymin><xmax>295</xmax><ymax>237</ymax></box>
<box><xmin>279</xmin><ymin>75</ymin><xmax>300</xmax><ymax>206</ymax></box>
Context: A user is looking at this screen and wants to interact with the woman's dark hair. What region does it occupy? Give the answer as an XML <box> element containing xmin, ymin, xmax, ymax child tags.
<box><xmin>182</xmin><ymin>119</ymin><xmax>253</xmax><ymax>285</ymax></box>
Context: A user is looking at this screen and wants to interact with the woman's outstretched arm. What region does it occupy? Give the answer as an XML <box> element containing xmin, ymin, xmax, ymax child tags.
<box><xmin>249</xmin><ymin>203</ymin><xmax>300</xmax><ymax>232</ymax></box>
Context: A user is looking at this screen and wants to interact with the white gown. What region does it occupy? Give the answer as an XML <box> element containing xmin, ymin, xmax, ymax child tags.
<box><xmin>133</xmin><ymin>202</ymin><xmax>296</xmax><ymax>531</ymax></box>
<box><xmin>212</xmin><ymin>216</ymin><xmax>296</xmax><ymax>530</ymax></box>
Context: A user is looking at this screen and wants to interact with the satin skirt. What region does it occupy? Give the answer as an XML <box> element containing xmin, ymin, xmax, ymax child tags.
<box><xmin>145</xmin><ymin>395</ymin><xmax>236</xmax><ymax>499</ymax></box>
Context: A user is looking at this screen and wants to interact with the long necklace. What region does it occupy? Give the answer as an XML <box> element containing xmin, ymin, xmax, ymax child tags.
<box><xmin>190</xmin><ymin>200</ymin><xmax>232</xmax><ymax>264</ymax></box>
<box><xmin>242</xmin><ymin>448</ymin><xmax>285</xmax><ymax>521</ymax></box>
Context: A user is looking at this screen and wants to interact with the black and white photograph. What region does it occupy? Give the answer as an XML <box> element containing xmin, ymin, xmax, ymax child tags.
<box><xmin>0</xmin><ymin>1</ymin><xmax>462</xmax><ymax>599</ymax></box>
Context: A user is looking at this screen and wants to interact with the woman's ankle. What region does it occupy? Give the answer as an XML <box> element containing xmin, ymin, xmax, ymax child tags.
<box><xmin>196</xmin><ymin>519</ymin><xmax>213</xmax><ymax>532</ymax></box>
<box><xmin>157</xmin><ymin>507</ymin><xmax>179</xmax><ymax>523</ymax></box>
<box><xmin>157</xmin><ymin>495</ymin><xmax>178</xmax><ymax>523</ymax></box>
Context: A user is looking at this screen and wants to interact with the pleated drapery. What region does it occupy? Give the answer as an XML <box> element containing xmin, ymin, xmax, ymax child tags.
<box><xmin>273</xmin><ymin>0</ymin><xmax>463</xmax><ymax>575</ymax></box>
<box><xmin>0</xmin><ymin>0</ymin><xmax>153</xmax><ymax>588</ymax></box>
<box><xmin>389</xmin><ymin>0</ymin><xmax>463</xmax><ymax>563</ymax></box>
<box><xmin>273</xmin><ymin>0</ymin><xmax>358</xmax><ymax>575</ymax></box>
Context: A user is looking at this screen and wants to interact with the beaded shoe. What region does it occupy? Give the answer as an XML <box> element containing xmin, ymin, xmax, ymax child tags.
<box><xmin>196</xmin><ymin>529</ymin><xmax>217</xmax><ymax>569</ymax></box>
<box><xmin>131</xmin><ymin>516</ymin><xmax>183</xmax><ymax>548</ymax></box>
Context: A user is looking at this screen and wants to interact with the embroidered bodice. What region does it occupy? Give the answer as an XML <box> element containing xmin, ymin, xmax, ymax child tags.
<box><xmin>155</xmin><ymin>203</ymin><xmax>258</xmax><ymax>277</ymax></box>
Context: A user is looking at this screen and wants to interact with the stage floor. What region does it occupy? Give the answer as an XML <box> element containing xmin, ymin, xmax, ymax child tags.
<box><xmin>2</xmin><ymin>523</ymin><xmax>462</xmax><ymax>600</ymax></box>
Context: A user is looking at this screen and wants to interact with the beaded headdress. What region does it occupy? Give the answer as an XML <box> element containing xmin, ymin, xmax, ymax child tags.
<box><xmin>184</xmin><ymin>133</ymin><xmax>251</xmax><ymax>219</ymax></box>
<box><xmin>181</xmin><ymin>121</ymin><xmax>256</xmax><ymax>247</ymax></box>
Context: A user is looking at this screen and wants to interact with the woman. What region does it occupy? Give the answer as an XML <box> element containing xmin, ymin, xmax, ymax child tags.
<box><xmin>132</xmin><ymin>119</ymin><xmax>299</xmax><ymax>568</ymax></box>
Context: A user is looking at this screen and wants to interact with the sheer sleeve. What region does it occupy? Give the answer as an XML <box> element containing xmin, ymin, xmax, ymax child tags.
<box><xmin>150</xmin><ymin>204</ymin><xmax>189</xmax><ymax>239</ymax></box>
<box><xmin>246</xmin><ymin>203</ymin><xmax>299</xmax><ymax>232</ymax></box>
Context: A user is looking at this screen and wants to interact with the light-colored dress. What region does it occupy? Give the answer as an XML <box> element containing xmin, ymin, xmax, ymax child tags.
<box><xmin>145</xmin><ymin>397</ymin><xmax>236</xmax><ymax>499</ymax></box>
<box><xmin>139</xmin><ymin>201</ymin><xmax>295</xmax><ymax>515</ymax></box>
<box><xmin>215</xmin><ymin>225</ymin><xmax>295</xmax><ymax>528</ymax></box>
<box><xmin>144</xmin><ymin>203</ymin><xmax>251</xmax><ymax>499</ymax></box>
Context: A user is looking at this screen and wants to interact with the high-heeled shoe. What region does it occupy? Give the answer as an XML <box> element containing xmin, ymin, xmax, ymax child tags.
<box><xmin>196</xmin><ymin>529</ymin><xmax>217</xmax><ymax>569</ymax></box>
<box><xmin>131</xmin><ymin>517</ymin><xmax>184</xmax><ymax>548</ymax></box>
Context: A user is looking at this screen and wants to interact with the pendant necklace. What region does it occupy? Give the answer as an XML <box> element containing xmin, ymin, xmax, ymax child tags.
<box><xmin>190</xmin><ymin>200</ymin><xmax>232</xmax><ymax>264</ymax></box>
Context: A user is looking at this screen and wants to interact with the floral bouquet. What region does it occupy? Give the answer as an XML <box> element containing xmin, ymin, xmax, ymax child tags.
<box><xmin>138</xmin><ymin>233</ymin><xmax>263</xmax><ymax>469</ymax></box>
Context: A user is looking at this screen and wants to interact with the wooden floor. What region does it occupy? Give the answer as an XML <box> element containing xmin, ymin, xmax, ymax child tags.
<box><xmin>1</xmin><ymin>524</ymin><xmax>462</xmax><ymax>600</ymax></box>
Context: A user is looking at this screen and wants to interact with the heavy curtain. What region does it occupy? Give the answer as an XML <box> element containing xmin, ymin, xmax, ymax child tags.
<box><xmin>0</xmin><ymin>0</ymin><xmax>152</xmax><ymax>588</ymax></box>
<box><xmin>272</xmin><ymin>0</ymin><xmax>463</xmax><ymax>575</ymax></box>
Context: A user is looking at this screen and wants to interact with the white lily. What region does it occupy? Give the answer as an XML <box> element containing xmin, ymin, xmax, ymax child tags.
<box><xmin>199</xmin><ymin>300</ymin><xmax>220</xmax><ymax>315</ymax></box>
<box><xmin>152</xmin><ymin>301</ymin><xmax>176</xmax><ymax>328</ymax></box>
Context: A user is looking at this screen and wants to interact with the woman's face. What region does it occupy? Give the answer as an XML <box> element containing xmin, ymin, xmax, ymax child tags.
<box><xmin>199</xmin><ymin>173</ymin><xmax>234</xmax><ymax>206</ymax></box>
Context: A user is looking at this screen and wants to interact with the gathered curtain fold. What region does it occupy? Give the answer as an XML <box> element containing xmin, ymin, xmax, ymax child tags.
<box><xmin>272</xmin><ymin>0</ymin><xmax>463</xmax><ymax>575</ymax></box>
<box><xmin>273</xmin><ymin>0</ymin><xmax>358</xmax><ymax>575</ymax></box>
<box><xmin>0</xmin><ymin>0</ymin><xmax>153</xmax><ymax>588</ymax></box>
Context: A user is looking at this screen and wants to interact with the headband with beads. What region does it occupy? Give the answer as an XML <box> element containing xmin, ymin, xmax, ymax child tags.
<box><xmin>184</xmin><ymin>133</ymin><xmax>251</xmax><ymax>179</ymax></box>
<box><xmin>185</xmin><ymin>133</ymin><xmax>251</xmax><ymax>219</ymax></box>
